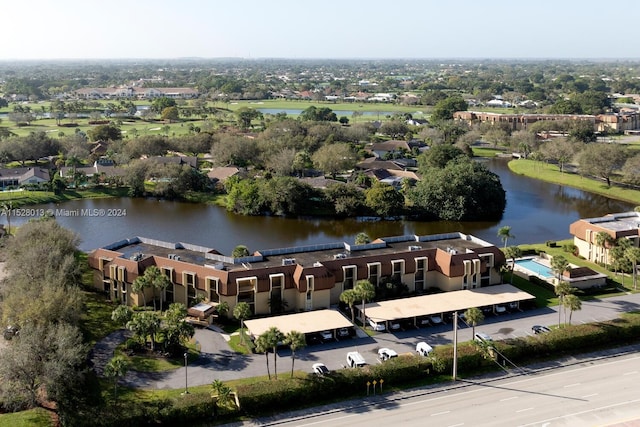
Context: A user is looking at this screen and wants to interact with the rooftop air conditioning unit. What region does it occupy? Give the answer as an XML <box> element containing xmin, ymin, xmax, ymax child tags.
<box><xmin>282</xmin><ymin>258</ymin><xmax>296</xmax><ymax>266</ymax></box>
<box><xmin>168</xmin><ymin>254</ymin><xmax>176</xmax><ymax>259</ymax></box>
<box><xmin>408</xmin><ymin>245</ymin><xmax>421</xmax><ymax>251</ymax></box>
<box><xmin>334</xmin><ymin>253</ymin><xmax>347</xmax><ymax>260</ymax></box>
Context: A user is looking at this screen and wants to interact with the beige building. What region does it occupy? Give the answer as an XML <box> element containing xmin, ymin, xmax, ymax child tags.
<box><xmin>88</xmin><ymin>232</ymin><xmax>506</xmax><ymax>317</ymax></box>
<box><xmin>569</xmin><ymin>211</ymin><xmax>640</xmax><ymax>264</ymax></box>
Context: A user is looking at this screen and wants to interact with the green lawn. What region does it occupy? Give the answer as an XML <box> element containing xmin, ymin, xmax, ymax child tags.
<box><xmin>225</xmin><ymin>99</ymin><xmax>429</xmax><ymax>115</ymax></box>
<box><xmin>0</xmin><ymin>187</ymin><xmax>128</xmax><ymax>209</ymax></box>
<box><xmin>508</xmin><ymin>159</ymin><xmax>640</xmax><ymax>206</ymax></box>
<box><xmin>0</xmin><ymin>408</ymin><xmax>53</xmax><ymax>427</ymax></box>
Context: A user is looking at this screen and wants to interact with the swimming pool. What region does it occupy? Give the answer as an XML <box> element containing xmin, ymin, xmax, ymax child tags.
<box><xmin>514</xmin><ymin>258</ymin><xmax>555</xmax><ymax>279</ymax></box>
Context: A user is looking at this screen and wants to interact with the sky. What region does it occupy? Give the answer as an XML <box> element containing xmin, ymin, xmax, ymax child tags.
<box><xmin>3</xmin><ymin>0</ymin><xmax>639</xmax><ymax>60</ymax></box>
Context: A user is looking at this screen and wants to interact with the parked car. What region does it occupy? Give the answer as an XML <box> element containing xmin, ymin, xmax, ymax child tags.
<box><xmin>532</xmin><ymin>325</ymin><xmax>551</xmax><ymax>334</ymax></box>
<box><xmin>320</xmin><ymin>330</ymin><xmax>333</xmax><ymax>341</ymax></box>
<box><xmin>312</xmin><ymin>362</ymin><xmax>330</xmax><ymax>376</ymax></box>
<box><xmin>378</xmin><ymin>348</ymin><xmax>398</xmax><ymax>361</ymax></box>
<box><xmin>346</xmin><ymin>351</ymin><xmax>367</xmax><ymax>368</ymax></box>
<box><xmin>494</xmin><ymin>304</ymin><xmax>507</xmax><ymax>314</ymax></box>
<box><xmin>389</xmin><ymin>320</ymin><xmax>401</xmax><ymax>331</ymax></box>
<box><xmin>368</xmin><ymin>318</ymin><xmax>386</xmax><ymax>331</ymax></box>
<box><xmin>474</xmin><ymin>332</ymin><xmax>493</xmax><ymax>343</ymax></box>
<box><xmin>416</xmin><ymin>341</ymin><xmax>434</xmax><ymax>356</ymax></box>
<box><xmin>429</xmin><ymin>314</ymin><xmax>443</xmax><ymax>325</ymax></box>
<box><xmin>337</xmin><ymin>327</ymin><xmax>351</xmax><ymax>338</ymax></box>
<box><xmin>417</xmin><ymin>317</ymin><xmax>431</xmax><ymax>327</ymax></box>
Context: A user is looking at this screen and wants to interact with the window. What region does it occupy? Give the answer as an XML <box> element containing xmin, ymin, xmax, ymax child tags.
<box><xmin>391</xmin><ymin>260</ymin><xmax>405</xmax><ymax>281</ymax></box>
<box><xmin>207</xmin><ymin>277</ymin><xmax>220</xmax><ymax>303</ymax></box>
<box><xmin>343</xmin><ymin>266</ymin><xmax>356</xmax><ymax>290</ymax></box>
<box><xmin>184</xmin><ymin>272</ymin><xmax>197</xmax><ymax>307</ymax></box>
<box><xmin>269</xmin><ymin>274</ymin><xmax>285</xmax><ymax>314</ymax></box>
<box><xmin>237</xmin><ymin>277</ymin><xmax>257</xmax><ymax>314</ymax></box>
<box><xmin>415</xmin><ymin>257</ymin><xmax>426</xmax><ymax>292</ymax></box>
<box><xmin>367</xmin><ymin>263</ymin><xmax>380</xmax><ymax>286</ymax></box>
<box><xmin>305</xmin><ymin>275</ymin><xmax>314</xmax><ymax>310</ymax></box>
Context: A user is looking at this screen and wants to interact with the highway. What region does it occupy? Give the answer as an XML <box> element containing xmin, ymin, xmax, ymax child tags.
<box><xmin>242</xmin><ymin>350</ymin><xmax>640</xmax><ymax>427</ymax></box>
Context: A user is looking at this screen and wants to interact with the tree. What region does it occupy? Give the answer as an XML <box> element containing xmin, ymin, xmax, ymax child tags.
<box><xmin>210</xmin><ymin>380</ymin><xmax>234</xmax><ymax>416</ymax></box>
<box><xmin>563</xmin><ymin>294</ymin><xmax>582</xmax><ymax>325</ymax></box>
<box><xmin>131</xmin><ymin>275</ymin><xmax>150</xmax><ymax>308</ymax></box>
<box><xmin>364</xmin><ymin>182</ymin><xmax>405</xmax><ymax>217</ymax></box>
<box><xmin>354</xmin><ymin>280</ymin><xmax>376</xmax><ymax>326</ymax></box>
<box><xmin>87</xmin><ymin>124</ymin><xmax>122</xmax><ymax>142</ymax></box>
<box><xmin>134</xmin><ymin>266</ymin><xmax>171</xmax><ymax>311</ymax></box>
<box><xmin>431</xmin><ymin>96</ymin><xmax>468</xmax><ymax>121</ymax></box>
<box><xmin>553</xmin><ymin>278</ymin><xmax>573</xmax><ymax>327</ymax></box>
<box><xmin>409</xmin><ymin>158</ymin><xmax>505</xmax><ymax>221</ymax></box>
<box><xmin>498</xmin><ymin>226</ymin><xmax>515</xmax><ymax>249</ymax></box>
<box><xmin>216</xmin><ymin>301</ymin><xmax>230</xmax><ymax>318</ymax></box>
<box><xmin>111</xmin><ymin>305</ymin><xmax>133</xmax><ymax>328</ymax></box>
<box><xmin>284</xmin><ymin>330</ymin><xmax>306</xmax><ymax>378</ymax></box>
<box><xmin>504</xmin><ymin>246</ymin><xmax>522</xmax><ymax>284</ymax></box>
<box><xmin>161</xmin><ymin>303</ymin><xmax>195</xmax><ymax>355</ymax></box>
<box><xmin>540</xmin><ymin>139</ymin><xmax>581</xmax><ymax>173</ymax></box>
<box><xmin>126</xmin><ymin>311</ymin><xmax>161</xmax><ymax>351</ymax></box>
<box><xmin>299</xmin><ymin>106</ymin><xmax>337</xmax><ymax>122</ymax></box>
<box><xmin>463</xmin><ymin>307</ymin><xmax>484</xmax><ymax>338</ymax></box>
<box><xmin>254</xmin><ymin>334</ymin><xmax>272</xmax><ymax>380</ymax></box>
<box><xmin>103</xmin><ymin>355</ymin><xmax>130</xmax><ymax>400</ymax></box>
<box><xmin>233</xmin><ymin>302</ymin><xmax>252</xmax><ymax>345</ymax></box>
<box><xmin>235</xmin><ymin>107</ymin><xmax>263</xmax><ymax>129</ymax></box>
<box><xmin>0</xmin><ymin>322</ymin><xmax>87</xmax><ymax>411</ymax></box>
<box><xmin>626</xmin><ymin>247</ymin><xmax>640</xmax><ymax>291</ymax></box>
<box><xmin>259</xmin><ymin>327</ymin><xmax>284</xmax><ymax>380</ymax></box>
<box><xmin>340</xmin><ymin>289</ymin><xmax>359</xmax><ymax>325</ymax></box>
<box><xmin>151</xmin><ymin>96</ymin><xmax>177</xmax><ymax>113</ymax></box>
<box><xmin>161</xmin><ymin>106</ymin><xmax>180</xmax><ymax>123</ymax></box>
<box><xmin>355</xmin><ymin>232</ymin><xmax>371</xmax><ymax>245</ymax></box>
<box><xmin>418</xmin><ymin>144</ymin><xmax>466</xmax><ymax>171</ymax></box>
<box><xmin>594</xmin><ymin>231</ymin><xmax>613</xmax><ymax>266</ymax></box>
<box><xmin>577</xmin><ymin>143</ymin><xmax>627</xmax><ymax>187</ymax></box>
<box><xmin>311</xmin><ymin>143</ymin><xmax>356</xmax><ymax>179</ymax></box>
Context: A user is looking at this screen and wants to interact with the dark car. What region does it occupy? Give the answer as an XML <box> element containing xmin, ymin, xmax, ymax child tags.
<box><xmin>532</xmin><ymin>325</ymin><xmax>551</xmax><ymax>334</ymax></box>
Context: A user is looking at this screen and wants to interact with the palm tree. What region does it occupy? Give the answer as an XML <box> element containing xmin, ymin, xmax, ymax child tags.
<box><xmin>284</xmin><ymin>330</ymin><xmax>306</xmax><ymax>378</ymax></box>
<box><xmin>563</xmin><ymin>294</ymin><xmax>582</xmax><ymax>325</ymax></box>
<box><xmin>233</xmin><ymin>302</ymin><xmax>252</xmax><ymax>345</ymax></box>
<box><xmin>339</xmin><ymin>289</ymin><xmax>359</xmax><ymax>325</ymax></box>
<box><xmin>216</xmin><ymin>301</ymin><xmax>229</xmax><ymax>319</ymax></box>
<box><xmin>464</xmin><ymin>307</ymin><xmax>484</xmax><ymax>338</ymax></box>
<box><xmin>625</xmin><ymin>247</ymin><xmax>640</xmax><ymax>291</ymax></box>
<box><xmin>504</xmin><ymin>246</ymin><xmax>522</xmax><ymax>284</ymax></box>
<box><xmin>131</xmin><ymin>275</ymin><xmax>149</xmax><ymax>308</ymax></box>
<box><xmin>210</xmin><ymin>380</ymin><xmax>234</xmax><ymax>416</ymax></box>
<box><xmin>232</xmin><ymin>245</ymin><xmax>250</xmax><ymax>258</ymax></box>
<box><xmin>2</xmin><ymin>201</ymin><xmax>12</xmax><ymax>236</ymax></box>
<box><xmin>254</xmin><ymin>334</ymin><xmax>271</xmax><ymax>380</ymax></box>
<box><xmin>610</xmin><ymin>238</ymin><xmax>631</xmax><ymax>285</ymax></box>
<box><xmin>104</xmin><ymin>355</ymin><xmax>130</xmax><ymax>400</ymax></box>
<box><xmin>261</xmin><ymin>327</ymin><xmax>284</xmax><ymax>380</ymax></box>
<box><xmin>354</xmin><ymin>280</ymin><xmax>376</xmax><ymax>326</ymax></box>
<box><xmin>497</xmin><ymin>226</ymin><xmax>515</xmax><ymax>249</ymax></box>
<box><xmin>594</xmin><ymin>231</ymin><xmax>612</xmax><ymax>266</ymax></box>
<box><xmin>554</xmin><ymin>281</ymin><xmax>574</xmax><ymax>327</ymax></box>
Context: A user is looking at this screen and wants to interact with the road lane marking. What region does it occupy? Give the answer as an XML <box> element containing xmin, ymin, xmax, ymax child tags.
<box><xmin>500</xmin><ymin>396</ymin><xmax>518</xmax><ymax>401</ymax></box>
<box><xmin>518</xmin><ymin>397</ymin><xmax>640</xmax><ymax>427</ymax></box>
<box><xmin>581</xmin><ymin>393</ymin><xmax>598</xmax><ymax>398</ymax></box>
<box><xmin>432</xmin><ymin>410</ymin><xmax>451</xmax><ymax>416</ymax></box>
<box><xmin>447</xmin><ymin>424</ymin><xmax>464</xmax><ymax>427</ymax></box>
<box><xmin>623</xmin><ymin>371</ymin><xmax>638</xmax><ymax>375</ymax></box>
<box><xmin>516</xmin><ymin>407</ymin><xmax>534</xmax><ymax>413</ymax></box>
<box><xmin>563</xmin><ymin>383</ymin><xmax>580</xmax><ymax>388</ymax></box>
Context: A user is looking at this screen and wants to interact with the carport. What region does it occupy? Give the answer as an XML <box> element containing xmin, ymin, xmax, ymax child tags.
<box><xmin>357</xmin><ymin>284</ymin><xmax>535</xmax><ymax>328</ymax></box>
<box><xmin>244</xmin><ymin>309</ymin><xmax>353</xmax><ymax>340</ymax></box>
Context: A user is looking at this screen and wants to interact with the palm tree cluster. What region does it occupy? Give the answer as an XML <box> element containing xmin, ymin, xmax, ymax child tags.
<box><xmin>339</xmin><ymin>280</ymin><xmax>376</xmax><ymax>326</ymax></box>
<box><xmin>254</xmin><ymin>327</ymin><xmax>306</xmax><ymax>380</ymax></box>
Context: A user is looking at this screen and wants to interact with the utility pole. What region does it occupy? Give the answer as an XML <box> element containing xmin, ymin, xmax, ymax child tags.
<box><xmin>453</xmin><ymin>311</ymin><xmax>458</xmax><ymax>381</ymax></box>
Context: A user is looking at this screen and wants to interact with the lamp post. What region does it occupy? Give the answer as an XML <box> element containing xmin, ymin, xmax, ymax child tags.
<box><xmin>182</xmin><ymin>352</ymin><xmax>189</xmax><ymax>395</ymax></box>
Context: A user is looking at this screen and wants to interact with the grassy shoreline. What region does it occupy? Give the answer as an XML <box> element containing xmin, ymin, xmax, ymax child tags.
<box><xmin>508</xmin><ymin>159</ymin><xmax>640</xmax><ymax>207</ymax></box>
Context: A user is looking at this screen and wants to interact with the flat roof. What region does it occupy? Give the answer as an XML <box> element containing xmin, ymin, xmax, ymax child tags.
<box><xmin>244</xmin><ymin>309</ymin><xmax>352</xmax><ymax>337</ymax></box>
<box><xmin>358</xmin><ymin>284</ymin><xmax>535</xmax><ymax>322</ymax></box>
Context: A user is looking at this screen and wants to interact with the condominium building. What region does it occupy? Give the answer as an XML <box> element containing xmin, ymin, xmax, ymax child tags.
<box><xmin>569</xmin><ymin>211</ymin><xmax>640</xmax><ymax>264</ymax></box>
<box><xmin>87</xmin><ymin>232</ymin><xmax>506</xmax><ymax>316</ymax></box>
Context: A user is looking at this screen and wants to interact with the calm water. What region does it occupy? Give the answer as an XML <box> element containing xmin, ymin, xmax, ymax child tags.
<box><xmin>10</xmin><ymin>159</ymin><xmax>635</xmax><ymax>253</ymax></box>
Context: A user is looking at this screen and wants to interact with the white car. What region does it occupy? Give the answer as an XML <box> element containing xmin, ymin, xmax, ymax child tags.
<box><xmin>495</xmin><ymin>305</ymin><xmax>506</xmax><ymax>314</ymax></box>
<box><xmin>474</xmin><ymin>332</ymin><xmax>493</xmax><ymax>343</ymax></box>
<box><xmin>320</xmin><ymin>330</ymin><xmax>333</xmax><ymax>341</ymax></box>
<box><xmin>389</xmin><ymin>320</ymin><xmax>401</xmax><ymax>331</ymax></box>
<box><xmin>378</xmin><ymin>348</ymin><xmax>398</xmax><ymax>361</ymax></box>
<box><xmin>368</xmin><ymin>318</ymin><xmax>386</xmax><ymax>331</ymax></box>
<box><xmin>416</xmin><ymin>341</ymin><xmax>433</xmax><ymax>356</ymax></box>
<box><xmin>312</xmin><ymin>363</ymin><xmax>330</xmax><ymax>376</ymax></box>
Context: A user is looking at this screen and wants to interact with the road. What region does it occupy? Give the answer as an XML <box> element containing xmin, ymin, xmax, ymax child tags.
<box><xmin>237</xmin><ymin>349</ymin><xmax>640</xmax><ymax>427</ymax></box>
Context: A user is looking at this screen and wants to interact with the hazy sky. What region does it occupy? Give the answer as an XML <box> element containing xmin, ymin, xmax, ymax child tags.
<box><xmin>3</xmin><ymin>0</ymin><xmax>638</xmax><ymax>60</ymax></box>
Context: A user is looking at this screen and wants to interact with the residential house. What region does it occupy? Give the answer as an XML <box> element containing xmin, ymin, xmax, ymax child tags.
<box><xmin>88</xmin><ymin>232</ymin><xmax>506</xmax><ymax>316</ymax></box>
<box><xmin>0</xmin><ymin>167</ymin><xmax>49</xmax><ymax>190</ymax></box>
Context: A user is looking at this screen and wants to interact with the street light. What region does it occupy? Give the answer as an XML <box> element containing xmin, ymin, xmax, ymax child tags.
<box><xmin>182</xmin><ymin>352</ymin><xmax>189</xmax><ymax>395</ymax></box>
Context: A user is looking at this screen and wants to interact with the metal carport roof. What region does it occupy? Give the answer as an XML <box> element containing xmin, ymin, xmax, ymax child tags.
<box><xmin>244</xmin><ymin>309</ymin><xmax>352</xmax><ymax>337</ymax></box>
<box><xmin>358</xmin><ymin>284</ymin><xmax>535</xmax><ymax>322</ymax></box>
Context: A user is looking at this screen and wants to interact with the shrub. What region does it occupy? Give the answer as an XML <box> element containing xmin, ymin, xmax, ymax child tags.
<box><xmin>562</xmin><ymin>243</ymin><xmax>578</xmax><ymax>255</ymax></box>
